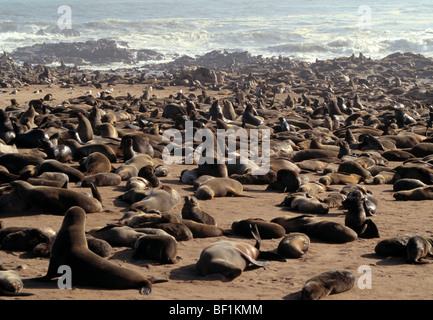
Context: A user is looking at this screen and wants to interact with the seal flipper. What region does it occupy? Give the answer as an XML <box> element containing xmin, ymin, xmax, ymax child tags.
<box><xmin>89</xmin><ymin>182</ymin><xmax>102</xmax><ymax>203</ymax></box>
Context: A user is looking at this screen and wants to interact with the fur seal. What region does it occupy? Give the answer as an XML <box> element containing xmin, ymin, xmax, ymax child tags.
<box><xmin>196</xmin><ymin>225</ymin><xmax>269</xmax><ymax>279</ymax></box>
<box><xmin>39</xmin><ymin>138</ymin><xmax>73</xmax><ymax>163</ymax></box>
<box><xmin>181</xmin><ymin>219</ymin><xmax>223</xmax><ymax>238</ymax></box>
<box><xmin>374</xmin><ymin>235</ymin><xmax>413</xmax><ymax>257</ymax></box>
<box><xmin>32</xmin><ymin>206</ymin><xmax>156</xmax><ymax>294</ymax></box>
<box><xmin>133</xmin><ymin>234</ymin><xmax>178</xmax><ymax>264</ymax></box>
<box><xmin>393</xmin><ymin>186</ymin><xmax>433</xmax><ymax>201</ymax></box>
<box><xmin>266</xmin><ymin>168</ymin><xmax>301</xmax><ymax>192</ymax></box>
<box><xmin>66</xmin><ymin>139</ymin><xmax>117</xmax><ymax>163</ymax></box>
<box><xmin>0</xmin><ymin>227</ymin><xmax>54</xmax><ymax>252</ymax></box>
<box><xmin>86</xmin><ymin>234</ymin><xmax>112</xmax><ymax>258</ymax></box>
<box><xmin>88</xmin><ymin>225</ymin><xmax>166</xmax><ymax>248</ymax></box>
<box><xmin>406</xmin><ymin>235</ymin><xmax>433</xmax><ymax>264</ymax></box>
<box><xmin>277</xmin><ymin>233</ymin><xmax>310</xmax><ymax>258</ymax></box>
<box><xmin>76</xmin><ymin>112</ymin><xmax>94</xmax><ymax>143</ymax></box>
<box><xmin>81</xmin><ymin>172</ymin><xmax>122</xmax><ymax>187</ymax></box>
<box><xmin>0</xmin><ymin>270</ymin><xmax>34</xmax><ymax>296</ymax></box>
<box><xmin>279</xmin><ymin>193</ymin><xmax>329</xmax><ymax>215</ymax></box>
<box><xmin>372</xmin><ymin>171</ymin><xmax>396</xmax><ymax>185</ymax></box>
<box><xmin>137</xmin><ymin>165</ymin><xmax>160</xmax><ymax>188</ymax></box>
<box><xmin>195</xmin><ymin>177</ymin><xmax>244</xmax><ymax>200</ymax></box>
<box><xmin>130</xmin><ymin>185</ymin><xmax>181</xmax><ymax>213</ymax></box>
<box><xmin>181</xmin><ymin>196</ymin><xmax>216</xmax><ymax>225</ymax></box>
<box><xmin>343</xmin><ymin>190</ymin><xmax>379</xmax><ymax>238</ymax></box>
<box><xmin>392</xmin><ymin>178</ymin><xmax>427</xmax><ymax>192</ymax></box>
<box><xmin>2</xmin><ymin>180</ymin><xmax>102</xmax><ymax>214</ymax></box>
<box><xmin>115</xmin><ymin>164</ymin><xmax>139</xmax><ymax>181</ymax></box>
<box><xmin>0</xmin><ymin>153</ymin><xmax>44</xmax><ymax>174</ymax></box>
<box><xmin>79</xmin><ymin>152</ymin><xmax>112</xmax><ymax>175</ymax></box>
<box><xmin>301</xmin><ymin>270</ymin><xmax>355</xmax><ymax>300</ymax></box>
<box><xmin>35</xmin><ymin>159</ymin><xmax>85</xmax><ymax>182</ymax></box>
<box><xmin>319</xmin><ymin>172</ymin><xmax>363</xmax><ymax>186</ymax></box>
<box><xmin>231</xmin><ymin>218</ymin><xmax>286</xmax><ymax>239</ymax></box>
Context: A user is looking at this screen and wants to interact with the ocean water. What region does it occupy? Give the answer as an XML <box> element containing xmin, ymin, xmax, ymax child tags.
<box><xmin>1</xmin><ymin>0</ymin><xmax>432</xmax><ymax>66</ymax></box>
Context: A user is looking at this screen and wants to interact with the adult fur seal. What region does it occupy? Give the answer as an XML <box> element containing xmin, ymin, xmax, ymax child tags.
<box><xmin>31</xmin><ymin>206</ymin><xmax>157</xmax><ymax>294</ymax></box>
<box><xmin>195</xmin><ymin>177</ymin><xmax>244</xmax><ymax>200</ymax></box>
<box><xmin>393</xmin><ymin>186</ymin><xmax>433</xmax><ymax>201</ymax></box>
<box><xmin>130</xmin><ymin>185</ymin><xmax>181</xmax><ymax>213</ymax></box>
<box><xmin>231</xmin><ymin>218</ymin><xmax>286</xmax><ymax>239</ymax></box>
<box><xmin>343</xmin><ymin>190</ymin><xmax>379</xmax><ymax>238</ymax></box>
<box><xmin>196</xmin><ymin>225</ymin><xmax>269</xmax><ymax>279</ymax></box>
<box><xmin>2</xmin><ymin>180</ymin><xmax>102</xmax><ymax>214</ymax></box>
<box><xmin>301</xmin><ymin>270</ymin><xmax>355</xmax><ymax>300</ymax></box>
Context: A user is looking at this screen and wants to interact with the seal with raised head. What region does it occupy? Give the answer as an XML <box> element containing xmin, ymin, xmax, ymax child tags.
<box><xmin>76</xmin><ymin>112</ymin><xmax>94</xmax><ymax>143</ymax></box>
<box><xmin>30</xmin><ymin>206</ymin><xmax>157</xmax><ymax>294</ymax></box>
<box><xmin>342</xmin><ymin>190</ymin><xmax>379</xmax><ymax>238</ymax></box>
<box><xmin>301</xmin><ymin>270</ymin><xmax>355</xmax><ymax>300</ymax></box>
<box><xmin>181</xmin><ymin>196</ymin><xmax>216</xmax><ymax>225</ymax></box>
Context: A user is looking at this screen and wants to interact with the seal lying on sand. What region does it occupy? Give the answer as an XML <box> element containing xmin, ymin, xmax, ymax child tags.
<box><xmin>0</xmin><ymin>180</ymin><xmax>102</xmax><ymax>214</ymax></box>
<box><xmin>196</xmin><ymin>225</ymin><xmax>270</xmax><ymax>280</ymax></box>
<box><xmin>301</xmin><ymin>270</ymin><xmax>355</xmax><ymax>300</ymax></box>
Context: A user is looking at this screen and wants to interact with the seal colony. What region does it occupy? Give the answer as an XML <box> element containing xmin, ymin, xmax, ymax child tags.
<box><xmin>1</xmin><ymin>50</ymin><xmax>433</xmax><ymax>300</ymax></box>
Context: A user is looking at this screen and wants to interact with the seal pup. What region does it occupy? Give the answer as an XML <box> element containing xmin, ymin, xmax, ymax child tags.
<box><xmin>31</xmin><ymin>206</ymin><xmax>157</xmax><ymax>294</ymax></box>
<box><xmin>181</xmin><ymin>195</ymin><xmax>216</xmax><ymax>225</ymax></box>
<box><xmin>130</xmin><ymin>185</ymin><xmax>181</xmax><ymax>213</ymax></box>
<box><xmin>301</xmin><ymin>270</ymin><xmax>355</xmax><ymax>300</ymax></box>
<box><xmin>137</xmin><ymin>165</ymin><xmax>160</xmax><ymax>188</ymax></box>
<box><xmin>196</xmin><ymin>225</ymin><xmax>270</xmax><ymax>280</ymax></box>
<box><xmin>406</xmin><ymin>235</ymin><xmax>433</xmax><ymax>264</ymax></box>
<box><xmin>133</xmin><ymin>234</ymin><xmax>178</xmax><ymax>264</ymax></box>
<box><xmin>0</xmin><ymin>269</ymin><xmax>34</xmax><ymax>296</ymax></box>
<box><xmin>277</xmin><ymin>233</ymin><xmax>310</xmax><ymax>258</ymax></box>
<box><xmin>266</xmin><ymin>168</ymin><xmax>301</xmax><ymax>193</ymax></box>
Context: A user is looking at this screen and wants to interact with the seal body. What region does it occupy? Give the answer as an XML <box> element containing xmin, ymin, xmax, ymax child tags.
<box><xmin>40</xmin><ymin>206</ymin><xmax>154</xmax><ymax>294</ymax></box>
<box><xmin>195</xmin><ymin>178</ymin><xmax>243</xmax><ymax>200</ymax></box>
<box><xmin>277</xmin><ymin>233</ymin><xmax>310</xmax><ymax>258</ymax></box>
<box><xmin>130</xmin><ymin>185</ymin><xmax>181</xmax><ymax>213</ymax></box>
<box><xmin>133</xmin><ymin>234</ymin><xmax>178</xmax><ymax>264</ymax></box>
<box><xmin>301</xmin><ymin>270</ymin><xmax>355</xmax><ymax>300</ymax></box>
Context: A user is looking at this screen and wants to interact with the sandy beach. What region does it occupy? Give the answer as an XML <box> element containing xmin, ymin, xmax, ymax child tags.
<box><xmin>1</xmin><ymin>49</ymin><xmax>433</xmax><ymax>304</ymax></box>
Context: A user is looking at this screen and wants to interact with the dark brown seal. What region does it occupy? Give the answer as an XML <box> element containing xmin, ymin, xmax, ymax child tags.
<box><xmin>31</xmin><ymin>206</ymin><xmax>157</xmax><ymax>294</ymax></box>
<box><xmin>301</xmin><ymin>270</ymin><xmax>355</xmax><ymax>300</ymax></box>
